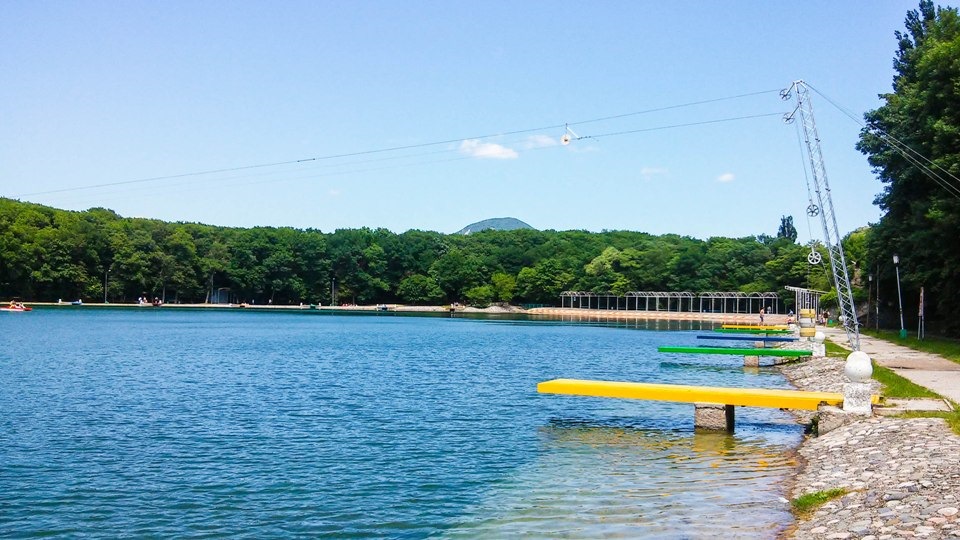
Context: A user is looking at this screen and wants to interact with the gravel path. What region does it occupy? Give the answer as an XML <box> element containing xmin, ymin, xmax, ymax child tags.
<box><xmin>780</xmin><ymin>357</ymin><xmax>960</xmax><ymax>539</ymax></box>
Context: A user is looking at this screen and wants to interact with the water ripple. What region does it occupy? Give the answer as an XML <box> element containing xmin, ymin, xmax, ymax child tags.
<box><xmin>0</xmin><ymin>310</ymin><xmax>800</xmax><ymax>538</ymax></box>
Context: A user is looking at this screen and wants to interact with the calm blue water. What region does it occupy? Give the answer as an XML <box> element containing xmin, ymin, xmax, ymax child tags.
<box><xmin>1</xmin><ymin>309</ymin><xmax>802</xmax><ymax>538</ymax></box>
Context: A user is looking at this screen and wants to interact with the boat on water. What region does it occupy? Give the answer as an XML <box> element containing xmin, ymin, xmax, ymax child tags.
<box><xmin>2</xmin><ymin>302</ymin><xmax>32</xmax><ymax>312</ymax></box>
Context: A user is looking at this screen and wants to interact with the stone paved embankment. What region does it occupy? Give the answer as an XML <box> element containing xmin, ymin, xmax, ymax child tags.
<box><xmin>780</xmin><ymin>357</ymin><xmax>960</xmax><ymax>539</ymax></box>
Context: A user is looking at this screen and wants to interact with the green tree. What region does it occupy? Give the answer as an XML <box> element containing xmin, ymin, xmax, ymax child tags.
<box><xmin>429</xmin><ymin>248</ymin><xmax>487</xmax><ymax>301</ymax></box>
<box><xmin>353</xmin><ymin>243</ymin><xmax>390</xmax><ymax>303</ymax></box>
<box><xmin>160</xmin><ymin>227</ymin><xmax>201</xmax><ymax>302</ymax></box>
<box><xmin>464</xmin><ymin>285</ymin><xmax>494</xmax><ymax>307</ymax></box>
<box><xmin>389</xmin><ymin>230</ymin><xmax>444</xmax><ymax>278</ymax></box>
<box><xmin>397</xmin><ymin>274</ymin><xmax>445</xmax><ymax>304</ymax></box>
<box><xmin>327</xmin><ymin>228</ymin><xmax>387</xmax><ymax>304</ymax></box>
<box><xmin>111</xmin><ymin>222</ymin><xmax>161</xmax><ymax>301</ymax></box>
<box><xmin>667</xmin><ymin>242</ymin><xmax>709</xmax><ymax>291</ymax></box>
<box><xmin>294</xmin><ymin>230</ymin><xmax>330</xmax><ymax>304</ymax></box>
<box><xmin>200</xmin><ymin>240</ymin><xmax>231</xmax><ymax>303</ymax></box>
<box><xmin>857</xmin><ymin>0</ymin><xmax>960</xmax><ymax>333</ymax></box>
<box><xmin>620</xmin><ymin>242</ymin><xmax>676</xmax><ymax>290</ymax></box>
<box><xmin>581</xmin><ymin>247</ymin><xmax>630</xmax><ymax>293</ymax></box>
<box><xmin>490</xmin><ymin>272</ymin><xmax>516</xmax><ymax>303</ymax></box>
<box><xmin>765</xmin><ymin>242</ymin><xmax>818</xmax><ymax>290</ymax></box>
<box><xmin>516</xmin><ymin>258</ymin><xmax>575</xmax><ymax>304</ymax></box>
<box><xmin>777</xmin><ymin>215</ymin><xmax>798</xmax><ymax>242</ymax></box>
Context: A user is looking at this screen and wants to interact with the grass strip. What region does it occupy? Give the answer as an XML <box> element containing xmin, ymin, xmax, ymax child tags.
<box><xmin>815</xmin><ymin>332</ymin><xmax>960</xmax><ymax>434</ymax></box>
<box><xmin>860</xmin><ymin>328</ymin><xmax>960</xmax><ymax>364</ymax></box>
<box><xmin>824</xmin><ymin>339</ymin><xmax>941</xmax><ymax>400</ymax></box>
<box><xmin>871</xmin><ymin>362</ymin><xmax>940</xmax><ymax>399</ymax></box>
<box><xmin>824</xmin><ymin>340</ymin><xmax>849</xmax><ymax>358</ymax></box>
<box><xmin>791</xmin><ymin>488</ymin><xmax>847</xmax><ymax>516</ymax></box>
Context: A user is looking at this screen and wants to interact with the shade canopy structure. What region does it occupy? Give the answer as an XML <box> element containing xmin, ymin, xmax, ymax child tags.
<box><xmin>784</xmin><ymin>286</ymin><xmax>827</xmax><ymax>316</ymax></box>
<box><xmin>559</xmin><ymin>291</ymin><xmax>781</xmax><ymax>314</ymax></box>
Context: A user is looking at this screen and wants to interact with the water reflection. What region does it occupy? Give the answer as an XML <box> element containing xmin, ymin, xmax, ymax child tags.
<box><xmin>659</xmin><ymin>361</ymin><xmax>759</xmax><ymax>375</ymax></box>
<box><xmin>527</xmin><ymin>314</ymin><xmax>718</xmax><ymax>332</ymax></box>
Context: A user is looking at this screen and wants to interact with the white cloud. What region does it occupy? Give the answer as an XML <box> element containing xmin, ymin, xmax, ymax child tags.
<box><xmin>522</xmin><ymin>134</ymin><xmax>559</xmax><ymax>149</ymax></box>
<box><xmin>716</xmin><ymin>173</ymin><xmax>735</xmax><ymax>183</ymax></box>
<box><xmin>459</xmin><ymin>139</ymin><xmax>519</xmax><ymax>160</ymax></box>
<box><xmin>328</xmin><ymin>189</ymin><xmax>342</xmax><ymax>197</ymax></box>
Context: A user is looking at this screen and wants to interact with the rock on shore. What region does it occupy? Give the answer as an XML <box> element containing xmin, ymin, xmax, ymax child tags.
<box><xmin>780</xmin><ymin>357</ymin><xmax>960</xmax><ymax>539</ymax></box>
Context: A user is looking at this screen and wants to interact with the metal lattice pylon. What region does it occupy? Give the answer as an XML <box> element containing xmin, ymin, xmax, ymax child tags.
<box><xmin>784</xmin><ymin>80</ymin><xmax>861</xmax><ymax>350</ymax></box>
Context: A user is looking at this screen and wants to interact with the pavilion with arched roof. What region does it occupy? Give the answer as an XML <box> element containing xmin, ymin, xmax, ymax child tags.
<box><xmin>559</xmin><ymin>290</ymin><xmax>781</xmax><ymax>314</ymax></box>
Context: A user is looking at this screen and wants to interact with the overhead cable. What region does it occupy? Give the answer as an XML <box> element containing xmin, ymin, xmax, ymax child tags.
<box><xmin>806</xmin><ymin>83</ymin><xmax>960</xmax><ymax>200</ymax></box>
<box><xmin>13</xmin><ymin>89</ymin><xmax>783</xmax><ymax>199</ymax></box>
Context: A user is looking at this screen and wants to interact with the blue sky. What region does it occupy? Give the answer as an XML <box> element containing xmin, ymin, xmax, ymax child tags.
<box><xmin>1</xmin><ymin>1</ymin><xmax>919</xmax><ymax>241</ymax></box>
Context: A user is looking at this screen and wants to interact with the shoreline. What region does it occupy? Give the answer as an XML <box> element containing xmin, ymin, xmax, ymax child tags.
<box><xmin>777</xmin><ymin>354</ymin><xmax>960</xmax><ymax>538</ymax></box>
<box><xmin>23</xmin><ymin>302</ymin><xmax>790</xmax><ymax>323</ymax></box>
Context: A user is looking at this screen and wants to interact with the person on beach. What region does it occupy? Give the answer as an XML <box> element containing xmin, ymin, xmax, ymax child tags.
<box><xmin>759</xmin><ymin>307</ymin><xmax>765</xmax><ymax>324</ymax></box>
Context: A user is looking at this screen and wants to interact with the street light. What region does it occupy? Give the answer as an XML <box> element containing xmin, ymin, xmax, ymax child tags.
<box><xmin>103</xmin><ymin>261</ymin><xmax>114</xmax><ymax>304</ymax></box>
<box><xmin>867</xmin><ymin>273</ymin><xmax>873</xmax><ymax>329</ymax></box>
<box><xmin>875</xmin><ymin>264</ymin><xmax>880</xmax><ymax>331</ymax></box>
<box><xmin>893</xmin><ymin>254</ymin><xmax>906</xmax><ymax>338</ymax></box>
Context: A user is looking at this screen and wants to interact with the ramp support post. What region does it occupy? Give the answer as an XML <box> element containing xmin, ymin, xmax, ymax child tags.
<box><xmin>694</xmin><ymin>403</ymin><xmax>735</xmax><ymax>432</ymax></box>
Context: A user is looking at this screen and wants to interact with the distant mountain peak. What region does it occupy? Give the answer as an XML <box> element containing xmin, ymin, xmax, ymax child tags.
<box><xmin>456</xmin><ymin>217</ymin><xmax>534</xmax><ymax>235</ymax></box>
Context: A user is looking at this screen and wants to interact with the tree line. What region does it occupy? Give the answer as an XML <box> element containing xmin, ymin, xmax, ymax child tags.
<box><xmin>0</xmin><ymin>198</ymin><xmax>836</xmax><ymax>309</ymax></box>
<box><xmin>855</xmin><ymin>1</ymin><xmax>960</xmax><ymax>335</ymax></box>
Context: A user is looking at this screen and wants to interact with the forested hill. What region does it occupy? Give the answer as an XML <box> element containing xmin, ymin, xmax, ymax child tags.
<box><xmin>456</xmin><ymin>217</ymin><xmax>534</xmax><ymax>234</ymax></box>
<box><xmin>0</xmin><ymin>197</ymin><xmax>836</xmax><ymax>309</ymax></box>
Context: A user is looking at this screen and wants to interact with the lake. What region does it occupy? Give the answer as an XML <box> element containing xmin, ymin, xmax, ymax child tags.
<box><xmin>0</xmin><ymin>309</ymin><xmax>802</xmax><ymax>538</ymax></box>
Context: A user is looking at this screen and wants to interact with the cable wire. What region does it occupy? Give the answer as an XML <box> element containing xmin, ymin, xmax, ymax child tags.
<box><xmin>32</xmin><ymin>111</ymin><xmax>789</xmax><ymax>208</ymax></box>
<box><xmin>793</xmin><ymin>121</ymin><xmax>819</xmax><ymax>243</ymax></box>
<box><xmin>13</xmin><ymin>89</ymin><xmax>785</xmax><ymax>199</ymax></box>
<box><xmin>587</xmin><ymin>112</ymin><xmax>786</xmax><ymax>139</ymax></box>
<box><xmin>805</xmin><ymin>83</ymin><xmax>960</xmax><ymax>200</ymax></box>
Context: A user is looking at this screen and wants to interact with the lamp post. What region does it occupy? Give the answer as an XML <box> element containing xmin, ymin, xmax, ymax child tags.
<box><xmin>893</xmin><ymin>254</ymin><xmax>906</xmax><ymax>338</ymax></box>
<box><xmin>103</xmin><ymin>262</ymin><xmax>114</xmax><ymax>304</ymax></box>
<box><xmin>875</xmin><ymin>264</ymin><xmax>880</xmax><ymax>331</ymax></box>
<box><xmin>867</xmin><ymin>273</ymin><xmax>873</xmax><ymax>329</ymax></box>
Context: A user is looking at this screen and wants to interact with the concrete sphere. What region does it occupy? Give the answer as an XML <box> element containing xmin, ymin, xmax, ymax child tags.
<box><xmin>844</xmin><ymin>350</ymin><xmax>873</xmax><ymax>383</ymax></box>
<box><xmin>814</xmin><ymin>331</ymin><xmax>825</xmax><ymax>343</ymax></box>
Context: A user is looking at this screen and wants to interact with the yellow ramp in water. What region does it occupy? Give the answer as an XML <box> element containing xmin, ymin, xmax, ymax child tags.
<box><xmin>537</xmin><ymin>379</ymin><xmax>874</xmax><ymax>410</ymax></box>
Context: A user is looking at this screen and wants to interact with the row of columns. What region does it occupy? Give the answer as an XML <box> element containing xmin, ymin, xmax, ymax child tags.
<box><xmin>561</xmin><ymin>293</ymin><xmax>782</xmax><ymax>314</ymax></box>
